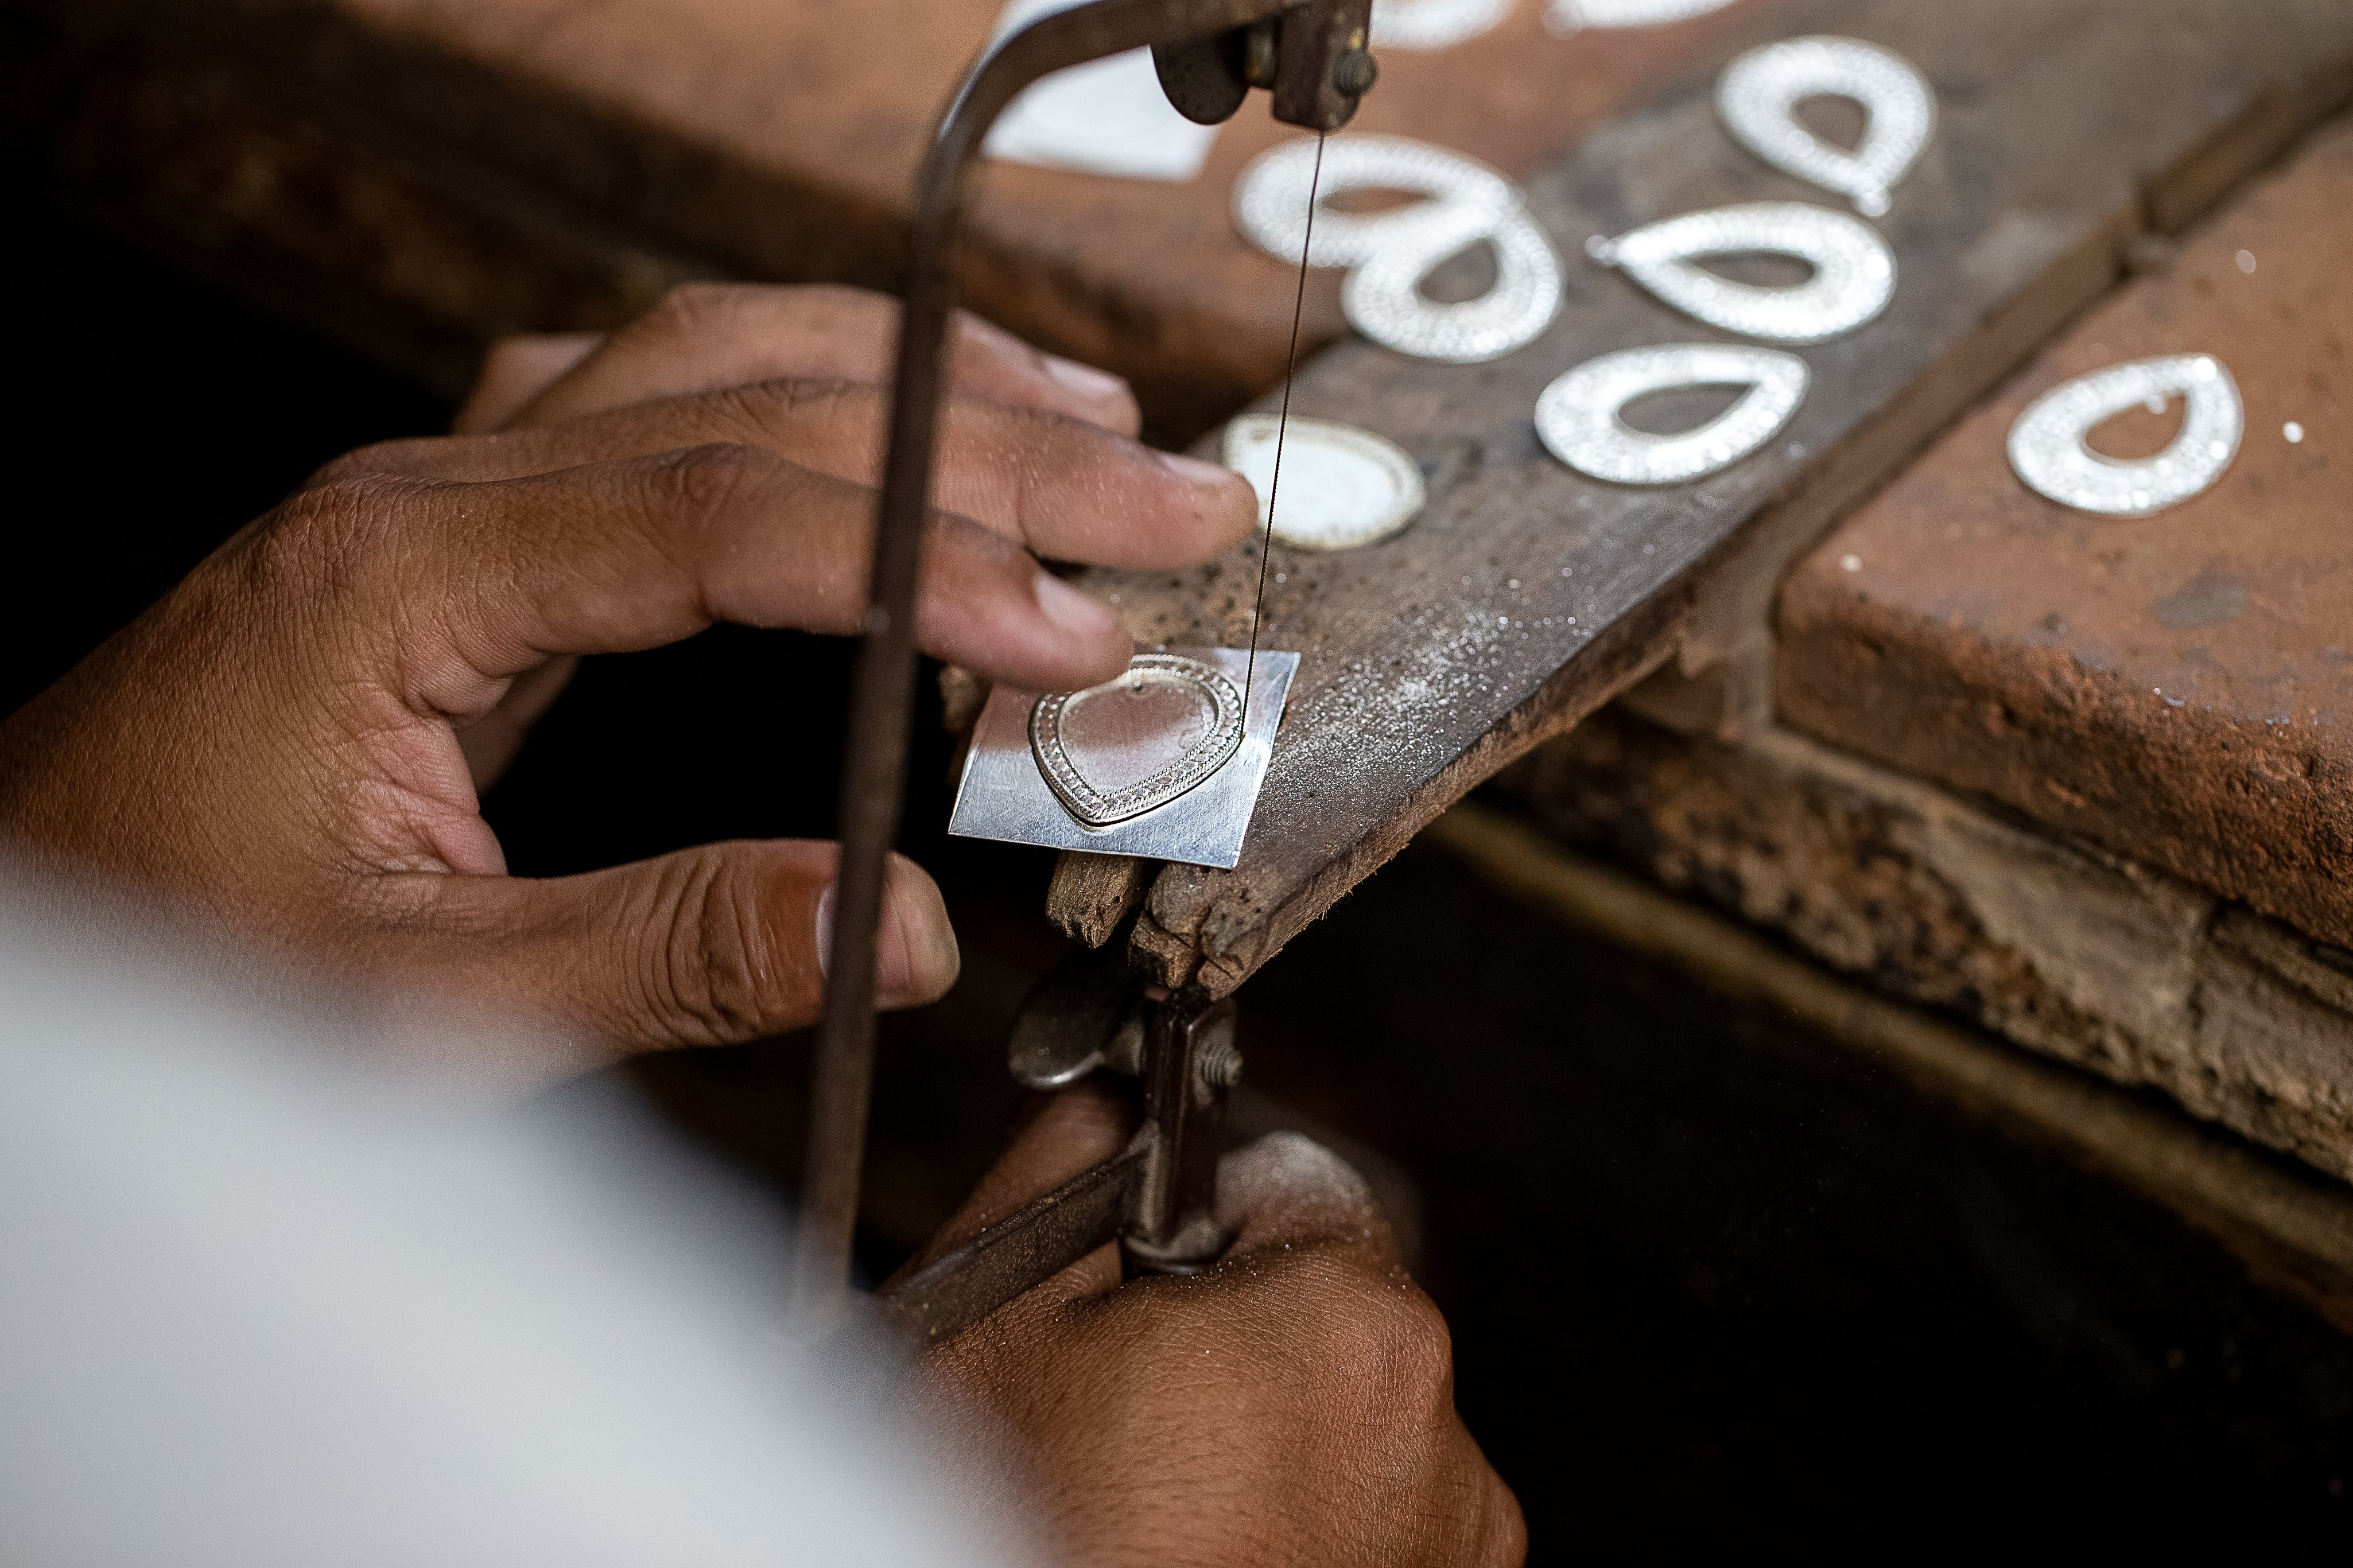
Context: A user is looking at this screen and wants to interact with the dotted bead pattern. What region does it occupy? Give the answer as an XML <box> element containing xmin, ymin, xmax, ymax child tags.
<box><xmin>1029</xmin><ymin>655</ymin><xmax>1246</xmax><ymax>828</ymax></box>
<box><xmin>1236</xmin><ymin>135</ymin><xmax>1563</xmax><ymax>364</ymax></box>
<box><xmin>1535</xmin><ymin>344</ymin><xmax>1810</xmax><ymax>485</ymax></box>
<box><xmin>2007</xmin><ymin>355</ymin><xmax>2243</xmax><ymax>518</ymax></box>
<box><xmin>1372</xmin><ymin>0</ymin><xmax>1515</xmax><ymax>50</ymax></box>
<box><xmin>1717</xmin><ymin>36</ymin><xmax>1934</xmax><ymax>217</ymax></box>
<box><xmin>1589</xmin><ymin>202</ymin><xmax>1896</xmax><ymax>344</ymax></box>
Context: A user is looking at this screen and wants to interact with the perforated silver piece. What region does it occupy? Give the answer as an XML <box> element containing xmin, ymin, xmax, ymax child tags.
<box><xmin>1717</xmin><ymin>36</ymin><xmax>1933</xmax><ymax>217</ymax></box>
<box><xmin>1545</xmin><ymin>0</ymin><xmax>1739</xmax><ymax>36</ymax></box>
<box><xmin>1588</xmin><ymin>202</ymin><xmax>1894</xmax><ymax>344</ymax></box>
<box><xmin>1372</xmin><ymin>0</ymin><xmax>1515</xmax><ymax>50</ymax></box>
<box><xmin>1236</xmin><ymin>135</ymin><xmax>1561</xmax><ymax>363</ymax></box>
<box><xmin>2007</xmin><ymin>355</ymin><xmax>2242</xmax><ymax>518</ymax></box>
<box><xmin>1535</xmin><ymin>344</ymin><xmax>1808</xmax><ymax>486</ymax></box>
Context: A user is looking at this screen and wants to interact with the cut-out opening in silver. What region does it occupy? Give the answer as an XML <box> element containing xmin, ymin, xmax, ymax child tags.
<box><xmin>1589</xmin><ymin>202</ymin><xmax>1895</xmax><ymax>344</ymax></box>
<box><xmin>2007</xmin><ymin>354</ymin><xmax>2243</xmax><ymax>518</ymax></box>
<box><xmin>1536</xmin><ymin>344</ymin><xmax>1809</xmax><ymax>486</ymax></box>
<box><xmin>1717</xmin><ymin>36</ymin><xmax>1935</xmax><ymax>217</ymax></box>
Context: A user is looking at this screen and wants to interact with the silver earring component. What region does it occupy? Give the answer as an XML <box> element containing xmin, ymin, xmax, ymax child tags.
<box><xmin>2007</xmin><ymin>354</ymin><xmax>2242</xmax><ymax>517</ymax></box>
<box><xmin>1535</xmin><ymin>344</ymin><xmax>1808</xmax><ymax>485</ymax></box>
<box><xmin>1237</xmin><ymin>135</ymin><xmax>1562</xmax><ymax>363</ymax></box>
<box><xmin>1223</xmin><ymin>414</ymin><xmax>1426</xmax><ymax>550</ymax></box>
<box><xmin>1372</xmin><ymin>0</ymin><xmax>1516</xmax><ymax>50</ymax></box>
<box><xmin>1717</xmin><ymin>37</ymin><xmax>1933</xmax><ymax>217</ymax></box>
<box><xmin>1345</xmin><ymin>203</ymin><xmax>1564</xmax><ymax>362</ymax></box>
<box><xmin>1235</xmin><ymin>135</ymin><xmax>1517</xmax><ymax>269</ymax></box>
<box><xmin>1028</xmin><ymin>653</ymin><xmax>1245</xmax><ymax>828</ymax></box>
<box><xmin>1588</xmin><ymin>202</ymin><xmax>1895</xmax><ymax>344</ymax></box>
<box><xmin>1545</xmin><ymin>0</ymin><xmax>1738</xmax><ymax>37</ymax></box>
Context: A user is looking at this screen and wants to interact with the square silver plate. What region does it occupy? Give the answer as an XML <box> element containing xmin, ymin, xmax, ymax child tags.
<box><xmin>948</xmin><ymin>646</ymin><xmax>1300</xmax><ymax>870</ymax></box>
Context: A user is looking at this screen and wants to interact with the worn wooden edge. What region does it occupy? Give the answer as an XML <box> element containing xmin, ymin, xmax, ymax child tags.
<box><xmin>1428</xmin><ymin>799</ymin><xmax>2353</xmax><ymax>1338</ymax></box>
<box><xmin>1131</xmin><ymin>592</ymin><xmax>1684</xmax><ymax>994</ymax></box>
<box><xmin>1120</xmin><ymin>5</ymin><xmax>2353</xmax><ymax>995</ymax></box>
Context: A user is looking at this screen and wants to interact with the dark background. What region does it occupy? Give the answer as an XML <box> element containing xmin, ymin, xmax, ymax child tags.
<box><xmin>8</xmin><ymin>165</ymin><xmax>2350</xmax><ymax>1562</ymax></box>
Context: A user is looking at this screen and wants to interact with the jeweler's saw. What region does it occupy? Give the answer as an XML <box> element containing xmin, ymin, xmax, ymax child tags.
<box><xmin>793</xmin><ymin>0</ymin><xmax>1379</xmax><ymax>1334</ymax></box>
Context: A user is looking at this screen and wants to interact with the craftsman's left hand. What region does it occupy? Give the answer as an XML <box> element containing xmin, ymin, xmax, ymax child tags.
<box><xmin>0</xmin><ymin>285</ymin><xmax>1252</xmax><ymax>1089</ymax></box>
<box><xmin>906</xmin><ymin>1088</ymin><xmax>1527</xmax><ymax>1567</ymax></box>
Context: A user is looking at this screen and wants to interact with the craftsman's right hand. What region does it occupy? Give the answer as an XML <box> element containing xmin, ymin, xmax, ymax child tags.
<box><xmin>0</xmin><ymin>284</ymin><xmax>1256</xmax><ymax>1091</ymax></box>
<box><xmin>906</xmin><ymin>1088</ymin><xmax>1527</xmax><ymax>1567</ymax></box>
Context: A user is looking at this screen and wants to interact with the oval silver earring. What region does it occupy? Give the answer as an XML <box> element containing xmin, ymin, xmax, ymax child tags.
<box><xmin>1536</xmin><ymin>344</ymin><xmax>1810</xmax><ymax>486</ymax></box>
<box><xmin>1237</xmin><ymin>135</ymin><xmax>1562</xmax><ymax>364</ymax></box>
<box><xmin>1588</xmin><ymin>202</ymin><xmax>1895</xmax><ymax>343</ymax></box>
<box><xmin>2007</xmin><ymin>355</ymin><xmax>2242</xmax><ymax>517</ymax></box>
<box><xmin>1718</xmin><ymin>37</ymin><xmax>1935</xmax><ymax>217</ymax></box>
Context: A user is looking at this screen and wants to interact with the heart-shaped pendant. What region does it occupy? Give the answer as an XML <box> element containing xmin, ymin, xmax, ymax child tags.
<box><xmin>1028</xmin><ymin>653</ymin><xmax>1247</xmax><ymax>828</ymax></box>
<box><xmin>1536</xmin><ymin>344</ymin><xmax>1810</xmax><ymax>486</ymax></box>
<box><xmin>1588</xmin><ymin>203</ymin><xmax>1896</xmax><ymax>344</ymax></box>
<box><xmin>2007</xmin><ymin>353</ymin><xmax>2243</xmax><ymax>517</ymax></box>
<box><xmin>1718</xmin><ymin>37</ymin><xmax>1935</xmax><ymax>217</ymax></box>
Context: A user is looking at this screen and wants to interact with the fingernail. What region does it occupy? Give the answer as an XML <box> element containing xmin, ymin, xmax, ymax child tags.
<box><xmin>1041</xmin><ymin>352</ymin><xmax>1129</xmax><ymax>403</ymax></box>
<box><xmin>814</xmin><ymin>883</ymin><xmax>835</xmax><ymax>979</ymax></box>
<box><xmin>879</xmin><ymin>857</ymin><xmax>961</xmax><ymax>1005</ymax></box>
<box><xmin>1035</xmin><ymin>572</ymin><xmax>1120</xmax><ymax>639</ymax></box>
<box><xmin>1159</xmin><ymin>450</ymin><xmax>1241</xmax><ymax>489</ymax></box>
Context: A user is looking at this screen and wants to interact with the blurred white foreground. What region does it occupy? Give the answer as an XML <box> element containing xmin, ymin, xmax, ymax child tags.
<box><xmin>0</xmin><ymin>876</ymin><xmax>1023</xmax><ymax>1567</ymax></box>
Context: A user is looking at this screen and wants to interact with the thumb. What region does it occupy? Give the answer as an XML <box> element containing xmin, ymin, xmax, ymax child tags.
<box><xmin>1217</xmin><ymin>1132</ymin><xmax>1403</xmax><ymax>1271</ymax></box>
<box><xmin>409</xmin><ymin>840</ymin><xmax>961</xmax><ymax>1057</ymax></box>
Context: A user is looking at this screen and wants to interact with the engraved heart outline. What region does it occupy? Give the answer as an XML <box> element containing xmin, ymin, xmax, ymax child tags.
<box><xmin>1029</xmin><ymin>654</ymin><xmax>1247</xmax><ymax>829</ymax></box>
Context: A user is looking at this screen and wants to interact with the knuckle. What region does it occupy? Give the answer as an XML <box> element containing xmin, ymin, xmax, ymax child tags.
<box><xmin>640</xmin><ymin>281</ymin><xmax>752</xmax><ymax>341</ymax></box>
<box><xmin>240</xmin><ymin>473</ymin><xmax>414</xmax><ymax>606</ymax></box>
<box><xmin>1346</xmin><ymin>1279</ymin><xmax>1456</xmax><ymax>1404</ymax></box>
<box><xmin>647</xmin><ymin>443</ymin><xmax>787</xmax><ymax>534</ymax></box>
<box><xmin>641</xmin><ymin>849</ymin><xmax>798</xmax><ymax>1044</ymax></box>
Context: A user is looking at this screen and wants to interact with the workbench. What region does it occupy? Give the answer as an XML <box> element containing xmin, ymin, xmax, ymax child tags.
<box><xmin>11</xmin><ymin>0</ymin><xmax>2353</xmax><ymax>1211</ymax></box>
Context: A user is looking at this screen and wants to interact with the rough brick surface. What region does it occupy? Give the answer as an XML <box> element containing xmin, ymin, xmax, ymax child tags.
<box><xmin>1780</xmin><ymin>115</ymin><xmax>2353</xmax><ymax>951</ymax></box>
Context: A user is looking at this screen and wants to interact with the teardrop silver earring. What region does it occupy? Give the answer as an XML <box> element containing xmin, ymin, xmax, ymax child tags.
<box><xmin>1536</xmin><ymin>344</ymin><xmax>1810</xmax><ymax>485</ymax></box>
<box><xmin>1717</xmin><ymin>36</ymin><xmax>1935</xmax><ymax>217</ymax></box>
<box><xmin>1237</xmin><ymin>135</ymin><xmax>1563</xmax><ymax>363</ymax></box>
<box><xmin>1588</xmin><ymin>203</ymin><xmax>1896</xmax><ymax>343</ymax></box>
<box><xmin>2008</xmin><ymin>355</ymin><xmax>2243</xmax><ymax>516</ymax></box>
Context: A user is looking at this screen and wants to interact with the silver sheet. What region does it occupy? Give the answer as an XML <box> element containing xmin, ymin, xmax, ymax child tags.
<box><xmin>948</xmin><ymin>646</ymin><xmax>1300</xmax><ymax>870</ymax></box>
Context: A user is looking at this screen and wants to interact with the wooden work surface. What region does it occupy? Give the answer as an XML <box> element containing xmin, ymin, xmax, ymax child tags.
<box><xmin>12</xmin><ymin>0</ymin><xmax>1750</xmax><ymax>435</ymax></box>
<box><xmin>1071</xmin><ymin>0</ymin><xmax>2353</xmax><ymax>995</ymax></box>
<box><xmin>1780</xmin><ymin>115</ymin><xmax>2353</xmax><ymax>953</ymax></box>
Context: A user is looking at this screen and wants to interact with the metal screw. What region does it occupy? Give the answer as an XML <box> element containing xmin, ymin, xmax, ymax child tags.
<box><xmin>1332</xmin><ymin>48</ymin><xmax>1378</xmax><ymax>96</ymax></box>
<box><xmin>1198</xmin><ymin>1037</ymin><xmax>1245</xmax><ymax>1091</ymax></box>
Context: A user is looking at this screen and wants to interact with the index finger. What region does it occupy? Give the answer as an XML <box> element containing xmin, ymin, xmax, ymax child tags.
<box><xmin>507</xmin><ymin>284</ymin><xmax>1143</xmax><ymax>434</ymax></box>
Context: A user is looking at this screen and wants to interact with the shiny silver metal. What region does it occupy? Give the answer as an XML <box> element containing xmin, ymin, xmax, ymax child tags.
<box><xmin>1587</xmin><ymin>201</ymin><xmax>1895</xmax><ymax>344</ymax></box>
<box><xmin>1717</xmin><ymin>36</ymin><xmax>1934</xmax><ymax>217</ymax></box>
<box><xmin>1222</xmin><ymin>413</ymin><xmax>1425</xmax><ymax>550</ymax></box>
<box><xmin>2007</xmin><ymin>353</ymin><xmax>2243</xmax><ymax>517</ymax></box>
<box><xmin>950</xmin><ymin>647</ymin><xmax>1300</xmax><ymax>869</ymax></box>
<box><xmin>1535</xmin><ymin>343</ymin><xmax>1809</xmax><ymax>486</ymax></box>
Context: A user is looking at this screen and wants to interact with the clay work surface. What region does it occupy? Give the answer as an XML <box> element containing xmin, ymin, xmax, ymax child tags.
<box><xmin>1079</xmin><ymin>0</ymin><xmax>2353</xmax><ymax>995</ymax></box>
<box><xmin>1781</xmin><ymin>115</ymin><xmax>2353</xmax><ymax>952</ymax></box>
<box><xmin>6</xmin><ymin>0</ymin><xmax>1745</xmax><ymax>432</ymax></box>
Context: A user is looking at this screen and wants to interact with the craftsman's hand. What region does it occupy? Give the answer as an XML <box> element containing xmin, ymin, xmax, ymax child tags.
<box><xmin>0</xmin><ymin>285</ymin><xmax>1252</xmax><ymax>1088</ymax></box>
<box><xmin>907</xmin><ymin>1088</ymin><xmax>1527</xmax><ymax>1567</ymax></box>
